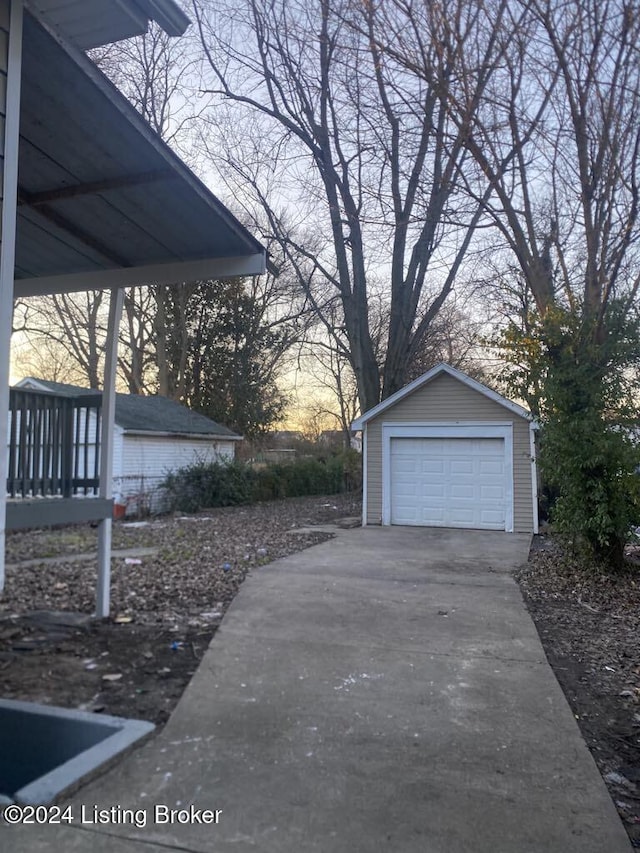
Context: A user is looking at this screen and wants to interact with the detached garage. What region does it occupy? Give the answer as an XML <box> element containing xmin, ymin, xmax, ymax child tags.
<box><xmin>351</xmin><ymin>363</ymin><xmax>538</xmax><ymax>534</ymax></box>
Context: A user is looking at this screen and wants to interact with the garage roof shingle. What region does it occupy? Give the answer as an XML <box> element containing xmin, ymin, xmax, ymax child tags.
<box><xmin>17</xmin><ymin>378</ymin><xmax>241</xmax><ymax>439</ymax></box>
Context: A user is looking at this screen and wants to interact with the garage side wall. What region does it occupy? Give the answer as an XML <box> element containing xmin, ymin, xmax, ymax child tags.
<box><xmin>115</xmin><ymin>435</ymin><xmax>237</xmax><ymax>512</ymax></box>
<box><xmin>365</xmin><ymin>372</ymin><xmax>533</xmax><ymax>532</ymax></box>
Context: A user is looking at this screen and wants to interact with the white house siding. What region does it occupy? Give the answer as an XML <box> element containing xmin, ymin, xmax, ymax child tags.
<box><xmin>113</xmin><ymin>433</ymin><xmax>236</xmax><ymax>512</ymax></box>
<box><xmin>365</xmin><ymin>371</ymin><xmax>534</xmax><ymax>533</ymax></box>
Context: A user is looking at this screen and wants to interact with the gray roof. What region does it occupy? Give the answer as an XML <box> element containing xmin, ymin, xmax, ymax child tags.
<box><xmin>17</xmin><ymin>378</ymin><xmax>241</xmax><ymax>439</ymax></box>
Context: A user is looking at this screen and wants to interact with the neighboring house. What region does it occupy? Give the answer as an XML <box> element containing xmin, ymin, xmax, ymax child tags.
<box><xmin>16</xmin><ymin>379</ymin><xmax>241</xmax><ymax>513</ymax></box>
<box><xmin>352</xmin><ymin>363</ymin><xmax>539</xmax><ymax>534</ymax></box>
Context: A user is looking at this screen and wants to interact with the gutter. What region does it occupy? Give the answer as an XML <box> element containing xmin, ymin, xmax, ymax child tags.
<box><xmin>121</xmin><ymin>429</ymin><xmax>243</xmax><ymax>441</ymax></box>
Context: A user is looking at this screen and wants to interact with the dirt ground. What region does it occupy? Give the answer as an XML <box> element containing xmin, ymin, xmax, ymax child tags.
<box><xmin>0</xmin><ymin>493</ymin><xmax>361</xmax><ymax>726</ymax></box>
<box><xmin>516</xmin><ymin>535</ymin><xmax>640</xmax><ymax>848</ymax></box>
<box><xmin>2</xmin><ymin>505</ymin><xmax>640</xmax><ymax>845</ymax></box>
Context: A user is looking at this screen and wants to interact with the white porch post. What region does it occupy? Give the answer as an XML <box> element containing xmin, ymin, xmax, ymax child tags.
<box><xmin>0</xmin><ymin>0</ymin><xmax>23</xmax><ymax>594</ymax></box>
<box><xmin>96</xmin><ymin>286</ymin><xmax>124</xmax><ymax>618</ymax></box>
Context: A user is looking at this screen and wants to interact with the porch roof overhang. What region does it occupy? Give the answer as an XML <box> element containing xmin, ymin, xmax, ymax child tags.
<box><xmin>27</xmin><ymin>0</ymin><xmax>190</xmax><ymax>52</ymax></box>
<box><xmin>15</xmin><ymin>8</ymin><xmax>266</xmax><ymax>300</ymax></box>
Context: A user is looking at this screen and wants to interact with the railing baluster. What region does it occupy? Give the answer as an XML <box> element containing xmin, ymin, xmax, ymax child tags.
<box><xmin>94</xmin><ymin>403</ymin><xmax>101</xmax><ymax>495</ymax></box>
<box><xmin>62</xmin><ymin>399</ymin><xmax>73</xmax><ymax>499</ymax></box>
<box><xmin>73</xmin><ymin>401</ymin><xmax>81</xmax><ymax>495</ymax></box>
<box><xmin>32</xmin><ymin>396</ymin><xmax>42</xmax><ymax>497</ymax></box>
<box><xmin>19</xmin><ymin>392</ymin><xmax>28</xmax><ymax>498</ymax></box>
<box><xmin>7</xmin><ymin>388</ymin><xmax>103</xmax><ymax>500</ymax></box>
<box><xmin>42</xmin><ymin>396</ymin><xmax>52</xmax><ymax>495</ymax></box>
<box><xmin>8</xmin><ymin>389</ymin><xmax>17</xmax><ymax>497</ymax></box>
<box><xmin>83</xmin><ymin>403</ymin><xmax>90</xmax><ymax>496</ymax></box>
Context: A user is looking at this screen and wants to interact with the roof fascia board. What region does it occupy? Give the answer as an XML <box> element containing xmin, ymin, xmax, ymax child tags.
<box><xmin>122</xmin><ymin>429</ymin><xmax>243</xmax><ymax>440</ymax></box>
<box><xmin>114</xmin><ymin>0</ymin><xmax>149</xmax><ymax>32</ymax></box>
<box><xmin>15</xmin><ymin>253</ymin><xmax>267</xmax><ymax>297</ymax></box>
<box><xmin>24</xmin><ymin>9</ymin><xmax>264</xmax><ymax>258</ymax></box>
<box><xmin>137</xmin><ymin>0</ymin><xmax>190</xmax><ymax>36</ymax></box>
<box><xmin>14</xmin><ymin>378</ymin><xmax>61</xmax><ymax>392</ymax></box>
<box><xmin>351</xmin><ymin>363</ymin><xmax>531</xmax><ymax>430</ymax></box>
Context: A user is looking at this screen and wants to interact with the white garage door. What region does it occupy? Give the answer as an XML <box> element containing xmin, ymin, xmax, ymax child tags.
<box><xmin>390</xmin><ymin>437</ymin><xmax>507</xmax><ymax>529</ymax></box>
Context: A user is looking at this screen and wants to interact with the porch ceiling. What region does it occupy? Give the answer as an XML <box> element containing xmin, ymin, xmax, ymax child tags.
<box><xmin>14</xmin><ymin>10</ymin><xmax>266</xmax><ymax>298</ymax></box>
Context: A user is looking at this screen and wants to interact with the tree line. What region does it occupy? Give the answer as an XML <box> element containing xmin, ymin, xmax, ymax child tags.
<box><xmin>13</xmin><ymin>0</ymin><xmax>640</xmax><ymax>565</ymax></box>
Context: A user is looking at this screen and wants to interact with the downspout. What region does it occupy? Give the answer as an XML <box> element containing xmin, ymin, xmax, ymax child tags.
<box><xmin>0</xmin><ymin>0</ymin><xmax>24</xmax><ymax>594</ymax></box>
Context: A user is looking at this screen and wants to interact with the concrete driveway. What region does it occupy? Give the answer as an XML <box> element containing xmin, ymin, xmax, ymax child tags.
<box><xmin>2</xmin><ymin>527</ymin><xmax>631</xmax><ymax>852</ymax></box>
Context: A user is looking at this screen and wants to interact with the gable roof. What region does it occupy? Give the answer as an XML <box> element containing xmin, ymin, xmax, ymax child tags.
<box><xmin>351</xmin><ymin>363</ymin><xmax>531</xmax><ymax>431</ymax></box>
<box><xmin>15</xmin><ymin>378</ymin><xmax>242</xmax><ymax>439</ymax></box>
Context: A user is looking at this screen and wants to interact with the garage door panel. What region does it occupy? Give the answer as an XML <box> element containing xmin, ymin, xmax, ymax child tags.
<box><xmin>420</xmin><ymin>507</ymin><xmax>445</xmax><ymax>525</ymax></box>
<box><xmin>423</xmin><ymin>483</ymin><xmax>445</xmax><ymax>498</ymax></box>
<box><xmin>479</xmin><ymin>458</ymin><xmax>504</xmax><ymax>475</ymax></box>
<box><xmin>450</xmin><ymin>459</ymin><xmax>473</xmax><ymax>475</ymax></box>
<box><xmin>480</xmin><ymin>484</ymin><xmax>505</xmax><ymax>500</ymax></box>
<box><xmin>394</xmin><ymin>457</ymin><xmax>419</xmax><ymax>474</ymax></box>
<box><xmin>389</xmin><ymin>436</ymin><xmax>507</xmax><ymax>530</ymax></box>
<box><xmin>448</xmin><ymin>508</ymin><xmax>476</xmax><ymax>525</ymax></box>
<box><xmin>446</xmin><ymin>438</ymin><xmax>473</xmax><ymax>454</ymax></box>
<box><xmin>480</xmin><ymin>509</ymin><xmax>506</xmax><ymax>525</ymax></box>
<box><xmin>449</xmin><ymin>484</ymin><xmax>475</xmax><ymax>499</ymax></box>
<box><xmin>395</xmin><ymin>487</ymin><xmax>418</xmax><ymax>501</ymax></box>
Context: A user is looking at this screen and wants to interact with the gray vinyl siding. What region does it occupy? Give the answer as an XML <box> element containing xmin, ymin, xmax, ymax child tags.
<box><xmin>365</xmin><ymin>371</ymin><xmax>534</xmax><ymax>532</ymax></box>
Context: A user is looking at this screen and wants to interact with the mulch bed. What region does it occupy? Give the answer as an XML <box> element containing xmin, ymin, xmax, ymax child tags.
<box><xmin>515</xmin><ymin>534</ymin><xmax>640</xmax><ymax>847</ymax></box>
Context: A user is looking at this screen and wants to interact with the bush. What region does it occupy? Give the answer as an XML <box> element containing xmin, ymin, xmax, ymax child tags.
<box><xmin>496</xmin><ymin>301</ymin><xmax>640</xmax><ymax>568</ymax></box>
<box><xmin>162</xmin><ymin>461</ymin><xmax>254</xmax><ymax>513</ymax></box>
<box><xmin>161</xmin><ymin>453</ymin><xmax>362</xmax><ymax>513</ymax></box>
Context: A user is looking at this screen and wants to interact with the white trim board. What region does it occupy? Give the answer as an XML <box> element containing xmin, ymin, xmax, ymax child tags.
<box><xmin>361</xmin><ymin>426</ymin><xmax>368</xmax><ymax>526</ymax></box>
<box><xmin>380</xmin><ymin>422</ymin><xmax>515</xmax><ymax>532</ymax></box>
<box><xmin>14</xmin><ymin>253</ymin><xmax>267</xmax><ymax>298</ymax></box>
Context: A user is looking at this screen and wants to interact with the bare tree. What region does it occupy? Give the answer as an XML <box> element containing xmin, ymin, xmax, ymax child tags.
<box><xmin>190</xmin><ymin>0</ymin><xmax>516</xmax><ymax>411</ymax></box>
<box><xmin>402</xmin><ymin>0</ymin><xmax>640</xmax><ymax>564</ymax></box>
<box><xmin>14</xmin><ymin>292</ymin><xmax>107</xmax><ymax>388</ymax></box>
<box><xmin>385</xmin><ymin>0</ymin><xmax>640</xmax><ymax>328</ymax></box>
<box><xmin>299</xmin><ymin>331</ymin><xmax>361</xmax><ymax>448</ymax></box>
<box><xmin>92</xmin><ymin>25</ymin><xmax>310</xmax><ymax>402</ymax></box>
<box><xmin>11</xmin><ymin>333</ymin><xmax>88</xmax><ymax>385</ymax></box>
<box><xmin>406</xmin><ymin>300</ymin><xmax>486</xmax><ymax>382</ymax></box>
<box><xmin>90</xmin><ymin>21</ymin><xmax>203</xmax><ymax>145</ymax></box>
